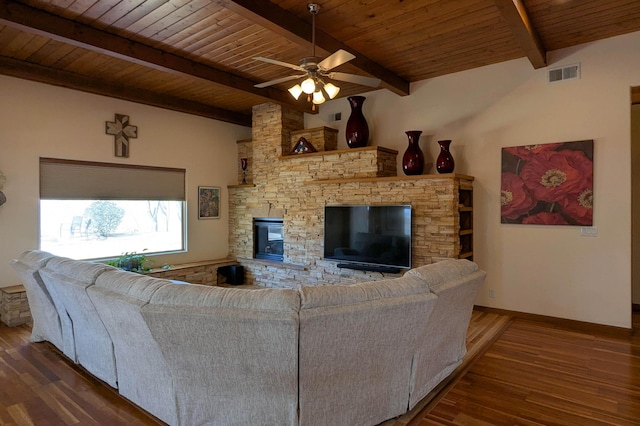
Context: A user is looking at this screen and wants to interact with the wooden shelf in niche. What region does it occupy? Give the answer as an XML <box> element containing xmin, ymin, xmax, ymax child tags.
<box><xmin>458</xmin><ymin>185</ymin><xmax>474</xmax><ymax>261</ymax></box>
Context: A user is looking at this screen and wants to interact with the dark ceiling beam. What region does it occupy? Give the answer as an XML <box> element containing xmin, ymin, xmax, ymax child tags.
<box><xmin>222</xmin><ymin>0</ymin><xmax>410</xmax><ymax>96</ymax></box>
<box><xmin>0</xmin><ymin>56</ymin><xmax>252</xmax><ymax>126</ymax></box>
<box><xmin>493</xmin><ymin>0</ymin><xmax>546</xmax><ymax>68</ymax></box>
<box><xmin>0</xmin><ymin>0</ymin><xmax>313</xmax><ymax>114</ymax></box>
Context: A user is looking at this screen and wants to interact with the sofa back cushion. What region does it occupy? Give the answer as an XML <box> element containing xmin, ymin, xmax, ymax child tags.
<box><xmin>298</xmin><ymin>275</ymin><xmax>438</xmax><ymax>426</ymax></box>
<box><xmin>39</xmin><ymin>260</ymin><xmax>117</xmax><ymax>386</ymax></box>
<box><xmin>9</xmin><ymin>253</ymin><xmax>62</xmax><ymax>347</ymax></box>
<box><xmin>148</xmin><ymin>283</ymin><xmax>299</xmax><ymax>311</ymax></box>
<box><xmin>88</xmin><ymin>269</ymin><xmax>176</xmax><ymax>424</ymax></box>
<box><xmin>17</xmin><ymin>250</ymin><xmax>55</xmax><ymax>269</ymax></box>
<box><xmin>405</xmin><ymin>261</ymin><xmax>486</xmax><ymax>408</ymax></box>
<box><xmin>403</xmin><ymin>258</ymin><xmax>478</xmax><ymax>291</ymax></box>
<box><xmin>141</xmin><ymin>285</ymin><xmax>300</xmax><ymax>426</ymax></box>
<box><xmin>94</xmin><ymin>267</ymin><xmax>169</xmax><ymax>299</ymax></box>
<box><xmin>300</xmin><ymin>274</ymin><xmax>430</xmax><ymax>309</ymax></box>
<box><xmin>44</xmin><ymin>257</ymin><xmax>114</xmax><ymax>282</ymax></box>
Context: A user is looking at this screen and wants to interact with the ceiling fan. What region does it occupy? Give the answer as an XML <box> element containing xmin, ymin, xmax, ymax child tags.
<box><xmin>253</xmin><ymin>3</ymin><xmax>381</xmax><ymax>106</ymax></box>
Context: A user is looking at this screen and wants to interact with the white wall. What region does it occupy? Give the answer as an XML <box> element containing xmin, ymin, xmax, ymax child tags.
<box><xmin>632</xmin><ymin>103</ymin><xmax>640</xmax><ymax>305</ymax></box>
<box><xmin>307</xmin><ymin>31</ymin><xmax>640</xmax><ymax>328</ymax></box>
<box><xmin>0</xmin><ymin>76</ymin><xmax>250</xmax><ymax>286</ymax></box>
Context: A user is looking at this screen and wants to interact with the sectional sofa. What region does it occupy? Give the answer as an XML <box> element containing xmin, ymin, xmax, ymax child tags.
<box><xmin>10</xmin><ymin>250</ymin><xmax>486</xmax><ymax>426</ymax></box>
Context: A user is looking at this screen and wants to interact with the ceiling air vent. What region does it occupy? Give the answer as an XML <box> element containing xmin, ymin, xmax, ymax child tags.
<box><xmin>548</xmin><ymin>63</ymin><xmax>580</xmax><ymax>83</ymax></box>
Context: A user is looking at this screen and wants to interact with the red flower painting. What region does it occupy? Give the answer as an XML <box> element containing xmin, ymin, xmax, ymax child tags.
<box><xmin>501</xmin><ymin>140</ymin><xmax>593</xmax><ymax>225</ymax></box>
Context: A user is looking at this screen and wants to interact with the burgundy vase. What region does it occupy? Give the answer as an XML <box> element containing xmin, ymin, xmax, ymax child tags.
<box><xmin>436</xmin><ymin>139</ymin><xmax>455</xmax><ymax>173</ymax></box>
<box><xmin>345</xmin><ymin>96</ymin><xmax>369</xmax><ymax>148</ymax></box>
<box><xmin>402</xmin><ymin>130</ymin><xmax>424</xmax><ymax>175</ymax></box>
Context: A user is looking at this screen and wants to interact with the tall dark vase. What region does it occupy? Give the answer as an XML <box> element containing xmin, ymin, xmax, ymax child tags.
<box><xmin>402</xmin><ymin>130</ymin><xmax>424</xmax><ymax>175</ymax></box>
<box><xmin>345</xmin><ymin>96</ymin><xmax>369</xmax><ymax>148</ymax></box>
<box><xmin>436</xmin><ymin>139</ymin><xmax>455</xmax><ymax>173</ymax></box>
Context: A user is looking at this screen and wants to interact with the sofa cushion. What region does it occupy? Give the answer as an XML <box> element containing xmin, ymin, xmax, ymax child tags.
<box><xmin>407</xmin><ymin>268</ymin><xmax>486</xmax><ymax>409</ymax></box>
<box><xmin>17</xmin><ymin>250</ymin><xmax>54</xmax><ymax>268</ymax></box>
<box><xmin>39</xmin><ymin>261</ymin><xmax>117</xmax><ymax>386</ymax></box>
<box><xmin>298</xmin><ymin>277</ymin><xmax>437</xmax><ymax>426</ymax></box>
<box><xmin>89</xmin><ymin>269</ymin><xmax>175</xmax><ymax>424</ymax></box>
<box><xmin>142</xmin><ymin>285</ymin><xmax>300</xmax><ymax>426</ymax></box>
<box><xmin>9</xmin><ymin>255</ymin><xmax>62</xmax><ymax>347</ymax></box>
<box><xmin>44</xmin><ymin>257</ymin><xmax>114</xmax><ymax>282</ymax></box>
<box><xmin>299</xmin><ymin>274</ymin><xmax>429</xmax><ymax>309</ymax></box>
<box><xmin>94</xmin><ymin>267</ymin><xmax>170</xmax><ymax>299</ymax></box>
<box><xmin>404</xmin><ymin>258</ymin><xmax>478</xmax><ymax>291</ymax></box>
<box><xmin>149</xmin><ymin>283</ymin><xmax>300</xmax><ymax>311</ymax></box>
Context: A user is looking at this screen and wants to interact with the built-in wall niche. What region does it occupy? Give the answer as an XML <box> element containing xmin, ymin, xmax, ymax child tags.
<box><xmin>253</xmin><ymin>218</ymin><xmax>284</xmax><ymax>262</ymax></box>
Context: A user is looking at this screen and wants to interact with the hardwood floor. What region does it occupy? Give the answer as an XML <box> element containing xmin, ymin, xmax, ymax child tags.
<box><xmin>411</xmin><ymin>310</ymin><xmax>640</xmax><ymax>426</ymax></box>
<box><xmin>0</xmin><ymin>309</ymin><xmax>638</xmax><ymax>425</ymax></box>
<box><xmin>0</xmin><ymin>324</ymin><xmax>163</xmax><ymax>425</ymax></box>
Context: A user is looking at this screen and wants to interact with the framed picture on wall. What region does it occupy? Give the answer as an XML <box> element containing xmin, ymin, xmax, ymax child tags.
<box><xmin>198</xmin><ymin>186</ymin><xmax>220</xmax><ymax>219</ymax></box>
<box><xmin>500</xmin><ymin>140</ymin><xmax>593</xmax><ymax>225</ymax></box>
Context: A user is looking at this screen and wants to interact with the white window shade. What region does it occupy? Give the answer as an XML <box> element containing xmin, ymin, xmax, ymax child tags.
<box><xmin>40</xmin><ymin>158</ymin><xmax>185</xmax><ymax>201</ymax></box>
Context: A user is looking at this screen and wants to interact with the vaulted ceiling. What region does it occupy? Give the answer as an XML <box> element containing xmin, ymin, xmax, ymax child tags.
<box><xmin>1</xmin><ymin>0</ymin><xmax>639</xmax><ymax>127</ymax></box>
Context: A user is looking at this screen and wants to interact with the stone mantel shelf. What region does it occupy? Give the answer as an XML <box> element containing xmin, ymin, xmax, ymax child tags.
<box><xmin>304</xmin><ymin>173</ymin><xmax>475</xmax><ymax>186</ymax></box>
<box><xmin>279</xmin><ymin>145</ymin><xmax>398</xmax><ymax>160</ymax></box>
<box><xmin>228</xmin><ymin>183</ymin><xmax>256</xmax><ymax>189</ymax></box>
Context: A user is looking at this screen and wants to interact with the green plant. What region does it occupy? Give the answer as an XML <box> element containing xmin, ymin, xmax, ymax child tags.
<box><xmin>107</xmin><ymin>250</ymin><xmax>153</xmax><ymax>273</ymax></box>
<box><xmin>84</xmin><ymin>200</ymin><xmax>125</xmax><ymax>238</ymax></box>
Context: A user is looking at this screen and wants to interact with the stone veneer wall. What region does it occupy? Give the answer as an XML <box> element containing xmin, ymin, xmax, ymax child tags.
<box><xmin>0</xmin><ymin>285</ymin><xmax>31</xmax><ymax>326</ymax></box>
<box><xmin>228</xmin><ymin>103</ymin><xmax>471</xmax><ymax>288</ymax></box>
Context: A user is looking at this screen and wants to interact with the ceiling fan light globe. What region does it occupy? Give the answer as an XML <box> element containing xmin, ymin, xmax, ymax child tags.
<box><xmin>323</xmin><ymin>83</ymin><xmax>340</xmax><ymax>99</ymax></box>
<box><xmin>301</xmin><ymin>78</ymin><xmax>316</xmax><ymax>94</ymax></box>
<box><xmin>288</xmin><ymin>84</ymin><xmax>303</xmax><ymax>100</ymax></box>
<box><xmin>312</xmin><ymin>91</ymin><xmax>325</xmax><ymax>104</ymax></box>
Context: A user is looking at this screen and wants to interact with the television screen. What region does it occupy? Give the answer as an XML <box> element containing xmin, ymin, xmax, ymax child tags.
<box><xmin>324</xmin><ymin>205</ymin><xmax>412</xmax><ymax>270</ymax></box>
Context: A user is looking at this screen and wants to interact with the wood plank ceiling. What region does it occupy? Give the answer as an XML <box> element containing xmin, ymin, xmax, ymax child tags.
<box><xmin>1</xmin><ymin>0</ymin><xmax>639</xmax><ymax>127</ymax></box>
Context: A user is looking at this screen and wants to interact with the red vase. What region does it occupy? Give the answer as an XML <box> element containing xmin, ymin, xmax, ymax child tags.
<box><xmin>402</xmin><ymin>131</ymin><xmax>424</xmax><ymax>175</ymax></box>
<box><xmin>346</xmin><ymin>96</ymin><xmax>369</xmax><ymax>148</ymax></box>
<box><xmin>436</xmin><ymin>140</ymin><xmax>455</xmax><ymax>173</ymax></box>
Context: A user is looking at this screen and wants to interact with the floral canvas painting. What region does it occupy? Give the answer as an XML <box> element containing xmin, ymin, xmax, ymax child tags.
<box><xmin>501</xmin><ymin>140</ymin><xmax>593</xmax><ymax>225</ymax></box>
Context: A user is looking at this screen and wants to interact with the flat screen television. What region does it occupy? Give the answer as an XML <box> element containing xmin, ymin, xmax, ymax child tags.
<box><xmin>324</xmin><ymin>205</ymin><xmax>412</xmax><ymax>272</ymax></box>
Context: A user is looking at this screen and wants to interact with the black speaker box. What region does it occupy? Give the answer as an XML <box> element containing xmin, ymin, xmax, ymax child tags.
<box><xmin>217</xmin><ymin>265</ymin><xmax>244</xmax><ymax>285</ymax></box>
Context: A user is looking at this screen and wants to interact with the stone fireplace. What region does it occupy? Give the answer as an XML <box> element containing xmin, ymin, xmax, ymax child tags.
<box><xmin>228</xmin><ymin>103</ymin><xmax>472</xmax><ymax>288</ymax></box>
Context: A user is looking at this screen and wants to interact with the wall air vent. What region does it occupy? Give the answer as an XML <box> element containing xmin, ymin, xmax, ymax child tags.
<box><xmin>548</xmin><ymin>63</ymin><xmax>580</xmax><ymax>83</ymax></box>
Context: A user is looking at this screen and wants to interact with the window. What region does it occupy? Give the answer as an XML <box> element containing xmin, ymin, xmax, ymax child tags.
<box><xmin>39</xmin><ymin>158</ymin><xmax>186</xmax><ymax>260</ymax></box>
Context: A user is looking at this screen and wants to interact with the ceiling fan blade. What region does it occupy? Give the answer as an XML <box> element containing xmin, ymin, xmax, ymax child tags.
<box><xmin>253</xmin><ymin>57</ymin><xmax>304</xmax><ymax>71</ymax></box>
<box><xmin>318</xmin><ymin>49</ymin><xmax>355</xmax><ymax>71</ymax></box>
<box><xmin>254</xmin><ymin>74</ymin><xmax>306</xmax><ymax>88</ymax></box>
<box><xmin>328</xmin><ymin>72</ymin><xmax>382</xmax><ymax>87</ymax></box>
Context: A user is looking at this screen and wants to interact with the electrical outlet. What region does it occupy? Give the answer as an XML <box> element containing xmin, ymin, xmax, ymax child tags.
<box><xmin>489</xmin><ymin>288</ymin><xmax>496</xmax><ymax>299</ymax></box>
<box><xmin>580</xmin><ymin>226</ymin><xmax>598</xmax><ymax>237</ymax></box>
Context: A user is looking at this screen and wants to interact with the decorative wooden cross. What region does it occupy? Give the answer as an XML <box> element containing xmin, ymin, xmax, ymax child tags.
<box><xmin>106</xmin><ymin>114</ymin><xmax>138</xmax><ymax>157</ymax></box>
